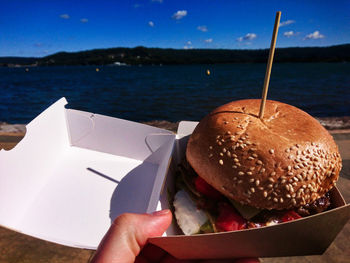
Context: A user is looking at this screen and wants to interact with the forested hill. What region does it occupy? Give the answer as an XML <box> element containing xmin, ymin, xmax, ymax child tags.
<box><xmin>2</xmin><ymin>44</ymin><xmax>350</xmax><ymax>66</ymax></box>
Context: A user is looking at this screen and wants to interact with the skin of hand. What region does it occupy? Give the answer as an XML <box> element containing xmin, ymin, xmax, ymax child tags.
<box><xmin>90</xmin><ymin>209</ymin><xmax>259</xmax><ymax>263</ymax></box>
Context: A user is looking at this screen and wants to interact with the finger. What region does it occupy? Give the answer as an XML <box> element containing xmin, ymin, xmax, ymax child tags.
<box><xmin>91</xmin><ymin>210</ymin><xmax>172</xmax><ymax>263</ymax></box>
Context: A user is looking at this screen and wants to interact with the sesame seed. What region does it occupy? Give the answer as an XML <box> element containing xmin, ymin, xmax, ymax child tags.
<box><xmin>223</xmin><ymin>148</ymin><xmax>227</xmax><ymax>153</ymax></box>
<box><xmin>232</xmin><ymin>165</ymin><xmax>237</xmax><ymax>169</ymax></box>
<box><xmin>233</xmin><ymin>177</ymin><xmax>237</xmax><ymax>181</ymax></box>
<box><xmin>288</xmin><ymin>172</ymin><xmax>293</xmax><ymax>176</ymax></box>
<box><xmin>220</xmin><ymin>152</ymin><xmax>224</xmax><ymax>156</ymax></box>
<box><xmin>232</xmin><ymin>154</ymin><xmax>237</xmax><ymax>158</ymax></box>
<box><xmin>209</xmin><ymin>153</ymin><xmax>213</xmax><ymax>158</ymax></box>
<box><xmin>226</xmin><ymin>131</ymin><xmax>231</xmax><ymax>135</ymax></box>
<box><xmin>247</xmin><ymin>172</ymin><xmax>253</xmax><ymax>175</ymax></box>
<box><xmin>292</xmin><ymin>199</ymin><xmax>297</xmax><ymax>205</ymax></box>
<box><xmin>238</xmin><ymin>180</ymin><xmax>243</xmax><ymax>184</ymax></box>
<box><xmin>286</xmin><ymin>194</ymin><xmax>291</xmax><ymax>198</ymax></box>
<box><xmin>219</xmin><ymin>160</ymin><xmax>224</xmax><ymax>165</ymax></box>
<box><xmin>250</xmin><ymin>167</ymin><xmax>255</xmax><ymax>171</ymax></box>
<box><xmin>268</xmin><ymin>178</ymin><xmax>275</xmax><ymax>183</ymax></box>
<box><xmin>269</xmin><ymin>149</ymin><xmax>275</xmax><ymax>154</ymax></box>
<box><xmin>251</xmin><ymin>147</ymin><xmax>257</xmax><ymax>151</ymax></box>
<box><xmin>271</xmin><ymin>172</ymin><xmax>276</xmax><ymax>176</ymax></box>
<box><xmin>257</xmin><ymin>160</ymin><xmax>263</xmax><ymax>165</ymax></box>
<box><xmin>248</xmin><ymin>156</ymin><xmax>254</xmax><ymax>160</ymax></box>
<box><xmin>249</xmin><ymin>178</ymin><xmax>255</xmax><ymax>183</ymax></box>
<box><xmin>252</xmin><ymin>153</ymin><xmax>258</xmax><ymax>158</ymax></box>
<box><xmin>297</xmin><ymin>150</ymin><xmax>301</xmax><ymax>155</ymax></box>
<box><xmin>287</xmin><ymin>166</ymin><xmax>292</xmax><ymax>171</ymax></box>
<box><xmin>273</xmin><ymin>198</ymin><xmax>278</xmax><ymax>203</ymax></box>
<box><xmin>285</xmin><ymin>148</ymin><xmax>290</xmax><ymax>153</ymax></box>
<box><xmin>294</xmin><ymin>165</ymin><xmax>299</xmax><ymax>169</ymax></box>
<box><xmin>238</xmin><ymin>171</ymin><xmax>244</xmax><ymax>176</ymax></box>
<box><xmin>263</xmin><ymin>191</ymin><xmax>268</xmax><ymax>197</ymax></box>
<box><xmin>218</xmin><ymin>141</ymin><xmax>222</xmax><ymax>145</ymax></box>
<box><xmin>234</xmin><ymin>158</ymin><xmax>239</xmax><ymax>163</ymax></box>
<box><xmin>260</xmin><ymin>168</ymin><xmax>266</xmax><ymax>173</ymax></box>
<box><xmin>280</xmin><ymin>198</ymin><xmax>284</xmax><ymax>203</ymax></box>
<box><xmin>224</xmin><ymin>121</ymin><xmax>228</xmax><ymax>124</ymax></box>
<box><xmin>255</xmin><ymin>180</ymin><xmax>260</xmax><ymax>186</ymax></box>
<box><xmin>268</xmin><ymin>184</ymin><xmax>273</xmax><ymax>189</ymax></box>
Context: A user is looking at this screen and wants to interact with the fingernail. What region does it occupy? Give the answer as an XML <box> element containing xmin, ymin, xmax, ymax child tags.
<box><xmin>151</xmin><ymin>209</ymin><xmax>171</xmax><ymax>216</ymax></box>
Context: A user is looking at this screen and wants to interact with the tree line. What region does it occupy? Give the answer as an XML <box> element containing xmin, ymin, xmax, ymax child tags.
<box><xmin>1</xmin><ymin>44</ymin><xmax>349</xmax><ymax>66</ymax></box>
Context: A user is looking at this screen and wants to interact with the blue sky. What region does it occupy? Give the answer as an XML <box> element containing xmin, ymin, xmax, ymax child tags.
<box><xmin>1</xmin><ymin>0</ymin><xmax>350</xmax><ymax>57</ymax></box>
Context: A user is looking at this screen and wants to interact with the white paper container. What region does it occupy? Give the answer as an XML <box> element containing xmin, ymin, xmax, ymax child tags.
<box><xmin>1</xmin><ymin>98</ymin><xmax>349</xmax><ymax>259</ymax></box>
<box><xmin>0</xmin><ymin>98</ymin><xmax>175</xmax><ymax>248</ymax></box>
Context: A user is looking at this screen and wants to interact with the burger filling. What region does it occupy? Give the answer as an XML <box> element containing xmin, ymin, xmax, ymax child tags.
<box><xmin>172</xmin><ymin>160</ymin><xmax>331</xmax><ymax>235</ymax></box>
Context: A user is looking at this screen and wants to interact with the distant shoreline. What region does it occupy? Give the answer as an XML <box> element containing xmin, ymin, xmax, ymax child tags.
<box><xmin>1</xmin><ymin>116</ymin><xmax>350</xmax><ymax>134</ymax></box>
<box><xmin>1</xmin><ymin>44</ymin><xmax>349</xmax><ymax>66</ymax></box>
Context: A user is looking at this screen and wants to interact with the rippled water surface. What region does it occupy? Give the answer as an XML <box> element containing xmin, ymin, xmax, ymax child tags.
<box><xmin>1</xmin><ymin>63</ymin><xmax>349</xmax><ymax>124</ymax></box>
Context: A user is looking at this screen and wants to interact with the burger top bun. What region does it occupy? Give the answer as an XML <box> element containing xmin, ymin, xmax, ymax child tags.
<box><xmin>186</xmin><ymin>99</ymin><xmax>342</xmax><ymax>210</ymax></box>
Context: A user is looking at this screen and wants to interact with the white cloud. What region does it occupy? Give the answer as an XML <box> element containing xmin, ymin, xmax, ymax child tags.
<box><xmin>197</xmin><ymin>25</ymin><xmax>208</xmax><ymax>32</ymax></box>
<box><xmin>304</xmin><ymin>31</ymin><xmax>325</xmax><ymax>40</ymax></box>
<box><xmin>60</xmin><ymin>14</ymin><xmax>70</xmax><ymax>19</ymax></box>
<box><xmin>148</xmin><ymin>21</ymin><xmax>154</xmax><ymax>27</ymax></box>
<box><xmin>152</xmin><ymin>0</ymin><xmax>163</xmax><ymax>3</ymax></box>
<box><xmin>237</xmin><ymin>33</ymin><xmax>257</xmax><ymax>42</ymax></box>
<box><xmin>172</xmin><ymin>10</ymin><xmax>187</xmax><ymax>20</ymax></box>
<box><xmin>204</xmin><ymin>38</ymin><xmax>213</xmax><ymax>43</ymax></box>
<box><xmin>283</xmin><ymin>31</ymin><xmax>296</xmax><ymax>37</ymax></box>
<box><xmin>279</xmin><ymin>20</ymin><xmax>295</xmax><ymax>27</ymax></box>
<box><xmin>80</xmin><ymin>18</ymin><xmax>88</xmax><ymax>23</ymax></box>
<box><xmin>184</xmin><ymin>41</ymin><xmax>193</xmax><ymax>49</ymax></box>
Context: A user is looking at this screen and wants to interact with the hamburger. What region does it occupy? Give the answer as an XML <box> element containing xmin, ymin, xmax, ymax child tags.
<box><xmin>172</xmin><ymin>99</ymin><xmax>342</xmax><ymax>235</ymax></box>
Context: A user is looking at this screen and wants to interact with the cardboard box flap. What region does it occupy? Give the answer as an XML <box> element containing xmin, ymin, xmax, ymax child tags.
<box><xmin>66</xmin><ymin>108</ymin><xmax>174</xmax><ymax>161</ymax></box>
<box><xmin>0</xmin><ymin>98</ymin><xmax>175</xmax><ymax>248</ymax></box>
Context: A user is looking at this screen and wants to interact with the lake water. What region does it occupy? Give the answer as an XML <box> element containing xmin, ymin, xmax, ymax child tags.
<box><xmin>1</xmin><ymin>63</ymin><xmax>349</xmax><ymax>124</ymax></box>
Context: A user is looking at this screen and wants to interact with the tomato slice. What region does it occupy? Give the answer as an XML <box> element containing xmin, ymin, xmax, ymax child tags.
<box><xmin>194</xmin><ymin>176</ymin><xmax>223</xmax><ymax>200</ymax></box>
<box><xmin>216</xmin><ymin>202</ymin><xmax>247</xmax><ymax>231</ymax></box>
<box><xmin>282</xmin><ymin>210</ymin><xmax>302</xmax><ymax>222</ymax></box>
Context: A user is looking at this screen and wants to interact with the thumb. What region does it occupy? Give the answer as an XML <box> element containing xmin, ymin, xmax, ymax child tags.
<box><xmin>91</xmin><ymin>210</ymin><xmax>172</xmax><ymax>263</ymax></box>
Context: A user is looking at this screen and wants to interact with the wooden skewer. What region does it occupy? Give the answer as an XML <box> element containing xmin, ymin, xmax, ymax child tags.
<box><xmin>258</xmin><ymin>11</ymin><xmax>281</xmax><ymax>119</ymax></box>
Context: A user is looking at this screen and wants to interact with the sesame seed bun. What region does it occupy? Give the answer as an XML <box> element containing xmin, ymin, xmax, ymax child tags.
<box><xmin>186</xmin><ymin>99</ymin><xmax>342</xmax><ymax>210</ymax></box>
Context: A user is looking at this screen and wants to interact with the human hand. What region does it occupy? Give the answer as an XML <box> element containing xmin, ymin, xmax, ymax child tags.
<box><xmin>90</xmin><ymin>209</ymin><xmax>259</xmax><ymax>263</ymax></box>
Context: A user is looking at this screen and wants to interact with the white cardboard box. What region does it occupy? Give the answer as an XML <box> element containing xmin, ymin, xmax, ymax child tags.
<box><xmin>1</xmin><ymin>98</ymin><xmax>350</xmax><ymax>259</ymax></box>
<box><xmin>0</xmin><ymin>98</ymin><xmax>175</xmax><ymax>248</ymax></box>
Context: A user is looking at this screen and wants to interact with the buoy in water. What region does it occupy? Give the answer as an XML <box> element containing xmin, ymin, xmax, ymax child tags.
<box><xmin>96</xmin><ymin>68</ymin><xmax>100</xmax><ymax>72</ymax></box>
<box><xmin>25</xmin><ymin>68</ymin><xmax>29</xmax><ymax>72</ymax></box>
<box><xmin>206</xmin><ymin>69</ymin><xmax>210</xmax><ymax>76</ymax></box>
